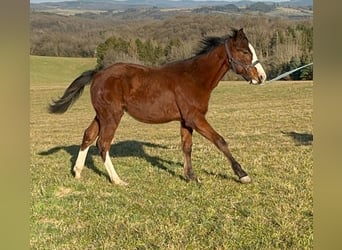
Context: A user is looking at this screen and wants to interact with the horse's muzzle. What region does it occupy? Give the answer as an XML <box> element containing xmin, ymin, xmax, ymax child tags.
<box><xmin>249</xmin><ymin>75</ymin><xmax>264</xmax><ymax>85</ymax></box>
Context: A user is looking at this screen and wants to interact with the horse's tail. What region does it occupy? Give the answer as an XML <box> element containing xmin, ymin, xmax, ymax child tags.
<box><xmin>48</xmin><ymin>69</ymin><xmax>99</xmax><ymax>114</ymax></box>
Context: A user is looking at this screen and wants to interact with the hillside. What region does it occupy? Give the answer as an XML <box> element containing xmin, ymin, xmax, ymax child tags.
<box><xmin>30</xmin><ymin>0</ymin><xmax>313</xmax><ymax>18</ymax></box>
<box><xmin>30</xmin><ymin>0</ymin><xmax>313</xmax><ymax>81</ymax></box>
<box><xmin>30</xmin><ymin>0</ymin><xmax>313</xmax><ymax>9</ymax></box>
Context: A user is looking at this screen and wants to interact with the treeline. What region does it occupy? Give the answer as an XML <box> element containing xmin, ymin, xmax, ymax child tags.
<box><xmin>194</xmin><ymin>2</ymin><xmax>278</xmax><ymax>14</ymax></box>
<box><xmin>30</xmin><ymin>11</ymin><xmax>313</xmax><ymax>80</ymax></box>
<box><xmin>96</xmin><ymin>36</ymin><xmax>183</xmax><ymax>67</ymax></box>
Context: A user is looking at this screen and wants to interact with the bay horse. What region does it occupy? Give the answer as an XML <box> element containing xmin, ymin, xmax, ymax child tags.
<box><xmin>49</xmin><ymin>28</ymin><xmax>267</xmax><ymax>186</ymax></box>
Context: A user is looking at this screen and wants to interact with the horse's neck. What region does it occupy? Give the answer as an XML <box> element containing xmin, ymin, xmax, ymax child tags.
<box><xmin>193</xmin><ymin>45</ymin><xmax>229</xmax><ymax>90</ymax></box>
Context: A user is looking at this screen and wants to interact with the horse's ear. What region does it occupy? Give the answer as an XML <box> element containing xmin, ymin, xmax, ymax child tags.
<box><xmin>235</xmin><ymin>28</ymin><xmax>248</xmax><ymax>46</ymax></box>
<box><xmin>237</xmin><ymin>28</ymin><xmax>246</xmax><ymax>39</ymax></box>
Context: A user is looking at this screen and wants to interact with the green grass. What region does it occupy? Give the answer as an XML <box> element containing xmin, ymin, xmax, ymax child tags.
<box><xmin>30</xmin><ymin>56</ymin><xmax>313</xmax><ymax>249</ymax></box>
<box><xmin>30</xmin><ymin>55</ymin><xmax>97</xmax><ymax>87</ymax></box>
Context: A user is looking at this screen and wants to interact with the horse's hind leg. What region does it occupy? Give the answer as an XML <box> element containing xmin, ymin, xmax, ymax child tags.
<box><xmin>97</xmin><ymin>110</ymin><xmax>128</xmax><ymax>186</ymax></box>
<box><xmin>73</xmin><ymin>117</ymin><xmax>99</xmax><ymax>179</ymax></box>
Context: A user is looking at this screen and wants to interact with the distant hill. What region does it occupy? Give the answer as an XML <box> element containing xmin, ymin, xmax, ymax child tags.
<box><xmin>193</xmin><ymin>4</ymin><xmax>240</xmax><ymax>14</ymax></box>
<box><xmin>30</xmin><ymin>0</ymin><xmax>313</xmax><ymax>20</ymax></box>
<box><xmin>280</xmin><ymin>0</ymin><xmax>313</xmax><ymax>7</ymax></box>
<box><xmin>30</xmin><ymin>0</ymin><xmax>313</xmax><ymax>11</ymax></box>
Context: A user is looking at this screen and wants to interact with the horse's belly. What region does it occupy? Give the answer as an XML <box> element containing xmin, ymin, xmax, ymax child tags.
<box><xmin>125</xmin><ymin>96</ymin><xmax>180</xmax><ymax>124</ymax></box>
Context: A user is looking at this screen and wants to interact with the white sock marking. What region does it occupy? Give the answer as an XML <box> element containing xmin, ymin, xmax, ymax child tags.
<box><xmin>73</xmin><ymin>146</ymin><xmax>90</xmax><ymax>179</ymax></box>
<box><xmin>104</xmin><ymin>152</ymin><xmax>128</xmax><ymax>186</ymax></box>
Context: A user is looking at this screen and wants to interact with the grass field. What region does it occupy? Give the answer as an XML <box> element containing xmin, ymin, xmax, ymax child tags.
<box><xmin>30</xmin><ymin>56</ymin><xmax>313</xmax><ymax>249</ymax></box>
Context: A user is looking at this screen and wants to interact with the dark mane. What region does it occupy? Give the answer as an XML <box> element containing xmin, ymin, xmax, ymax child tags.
<box><xmin>195</xmin><ymin>29</ymin><xmax>239</xmax><ymax>56</ymax></box>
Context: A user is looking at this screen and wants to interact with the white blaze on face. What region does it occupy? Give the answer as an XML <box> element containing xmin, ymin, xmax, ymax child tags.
<box><xmin>248</xmin><ymin>43</ymin><xmax>267</xmax><ymax>83</ymax></box>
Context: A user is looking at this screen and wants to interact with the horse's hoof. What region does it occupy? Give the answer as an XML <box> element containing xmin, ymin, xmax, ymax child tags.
<box><xmin>74</xmin><ymin>172</ymin><xmax>81</xmax><ymax>179</ymax></box>
<box><xmin>73</xmin><ymin>166</ymin><xmax>83</xmax><ymax>179</ymax></box>
<box><xmin>185</xmin><ymin>174</ymin><xmax>199</xmax><ymax>183</ymax></box>
<box><xmin>113</xmin><ymin>179</ymin><xmax>129</xmax><ymax>186</ymax></box>
<box><xmin>240</xmin><ymin>175</ymin><xmax>251</xmax><ymax>183</ymax></box>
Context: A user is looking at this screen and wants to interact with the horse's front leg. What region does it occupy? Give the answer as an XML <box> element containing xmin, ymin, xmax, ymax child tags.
<box><xmin>193</xmin><ymin>116</ymin><xmax>251</xmax><ymax>183</ymax></box>
<box><xmin>180</xmin><ymin>121</ymin><xmax>199</xmax><ymax>182</ymax></box>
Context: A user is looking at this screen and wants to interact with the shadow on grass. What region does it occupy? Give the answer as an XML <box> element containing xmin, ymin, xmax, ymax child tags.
<box><xmin>281</xmin><ymin>131</ymin><xmax>313</xmax><ymax>146</ymax></box>
<box><xmin>202</xmin><ymin>170</ymin><xmax>239</xmax><ymax>183</ymax></box>
<box><xmin>39</xmin><ymin>140</ymin><xmax>183</xmax><ymax>181</ymax></box>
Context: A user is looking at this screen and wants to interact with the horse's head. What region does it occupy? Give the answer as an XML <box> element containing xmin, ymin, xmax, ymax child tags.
<box><xmin>227</xmin><ymin>28</ymin><xmax>267</xmax><ymax>84</ymax></box>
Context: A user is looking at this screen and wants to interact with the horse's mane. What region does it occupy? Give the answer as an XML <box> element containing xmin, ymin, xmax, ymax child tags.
<box><xmin>163</xmin><ymin>29</ymin><xmax>241</xmax><ymax>66</ymax></box>
<box><xmin>195</xmin><ymin>29</ymin><xmax>239</xmax><ymax>56</ymax></box>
